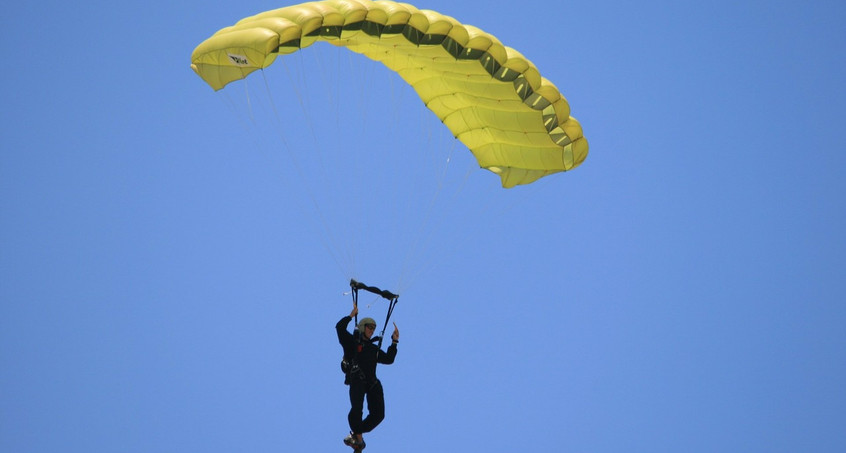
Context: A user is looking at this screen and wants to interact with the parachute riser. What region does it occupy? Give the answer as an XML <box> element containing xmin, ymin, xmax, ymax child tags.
<box><xmin>349</xmin><ymin>279</ymin><xmax>399</xmax><ymax>350</ymax></box>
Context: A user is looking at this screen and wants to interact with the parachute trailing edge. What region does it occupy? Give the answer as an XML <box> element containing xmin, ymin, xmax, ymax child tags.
<box><xmin>191</xmin><ymin>0</ymin><xmax>588</xmax><ymax>187</ymax></box>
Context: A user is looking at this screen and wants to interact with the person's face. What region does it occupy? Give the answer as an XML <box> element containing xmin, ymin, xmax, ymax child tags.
<box><xmin>363</xmin><ymin>323</ymin><xmax>376</xmax><ymax>339</ymax></box>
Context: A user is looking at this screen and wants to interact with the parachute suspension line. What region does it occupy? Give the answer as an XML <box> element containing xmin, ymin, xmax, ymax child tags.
<box><xmin>259</xmin><ymin>57</ymin><xmax>353</xmax><ymax>277</ymax></box>
<box><xmin>332</xmin><ymin>46</ymin><xmax>370</xmax><ymax>278</ymax></box>
<box><xmin>298</xmin><ymin>46</ymin><xmax>370</xmax><ymax>278</ymax></box>
<box><xmin>376</xmin><ymin>65</ymin><xmax>432</xmax><ymax>293</ymax></box>
<box><xmin>395</xmin><ymin>169</ymin><xmax>446</xmax><ymax>289</ymax></box>
<box><xmin>301</xmin><ymin>46</ymin><xmax>339</xmax><ymax>185</ymax></box>
<box><xmin>311</xmin><ymin>43</ymin><xmax>342</xmax><ymax>132</ymax></box>
<box><xmin>242</xmin><ymin>76</ymin><xmax>255</xmax><ymax>123</ymax></box>
<box><xmin>394</xmin><ymin>107</ymin><xmax>476</xmax><ymax>293</ymax></box>
<box><xmin>216</xmin><ymin>86</ymin><xmax>264</xmax><ymax>141</ymax></box>
<box><xmin>212</xmin><ymin>72</ymin><xmax>357</xmax><ymax>281</ymax></box>
<box><xmin>259</xmin><ymin>70</ymin><xmax>289</xmax><ymax>149</ymax></box>
<box><xmin>279</xmin><ymin>52</ymin><xmax>320</xmax><ymax>147</ymax></box>
<box><xmin>327</xmin><ymin>50</ymin><xmax>381</xmax><ymax>282</ymax></box>
<box><xmin>398</xmin><ymin>159</ymin><xmax>475</xmax><ymax>291</ymax></box>
<box><xmin>346</xmin><ymin>50</ymin><xmax>373</xmax><ymax>278</ymax></box>
<box><xmin>388</xmin><ymin>68</ymin><xmax>405</xmax><ymax>139</ymax></box>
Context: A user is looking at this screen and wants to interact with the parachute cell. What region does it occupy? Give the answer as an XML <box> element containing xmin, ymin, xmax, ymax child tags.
<box><xmin>191</xmin><ymin>0</ymin><xmax>588</xmax><ymax>187</ymax></box>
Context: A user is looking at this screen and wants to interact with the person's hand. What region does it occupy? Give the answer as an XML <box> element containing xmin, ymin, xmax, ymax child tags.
<box><xmin>349</xmin><ymin>305</ymin><xmax>358</xmax><ymax>318</ymax></box>
<box><xmin>391</xmin><ymin>322</ymin><xmax>399</xmax><ymax>342</ymax></box>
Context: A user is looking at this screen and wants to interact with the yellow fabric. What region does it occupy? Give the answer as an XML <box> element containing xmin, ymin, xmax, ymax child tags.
<box><xmin>191</xmin><ymin>0</ymin><xmax>588</xmax><ymax>187</ymax></box>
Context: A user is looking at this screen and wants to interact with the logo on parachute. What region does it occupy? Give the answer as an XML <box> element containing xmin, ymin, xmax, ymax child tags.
<box><xmin>227</xmin><ymin>53</ymin><xmax>249</xmax><ymax>66</ymax></box>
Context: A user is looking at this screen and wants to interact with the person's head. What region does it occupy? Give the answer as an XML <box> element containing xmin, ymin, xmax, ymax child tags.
<box><xmin>357</xmin><ymin>317</ymin><xmax>377</xmax><ymax>340</ymax></box>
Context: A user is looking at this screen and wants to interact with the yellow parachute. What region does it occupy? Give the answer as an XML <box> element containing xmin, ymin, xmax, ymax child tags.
<box><xmin>191</xmin><ymin>0</ymin><xmax>588</xmax><ymax>187</ymax></box>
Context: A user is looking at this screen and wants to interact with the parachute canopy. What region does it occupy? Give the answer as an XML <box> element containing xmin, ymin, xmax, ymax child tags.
<box><xmin>191</xmin><ymin>0</ymin><xmax>588</xmax><ymax>187</ymax></box>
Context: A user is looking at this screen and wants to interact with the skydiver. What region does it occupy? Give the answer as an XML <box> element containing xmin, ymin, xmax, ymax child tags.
<box><xmin>336</xmin><ymin>304</ymin><xmax>400</xmax><ymax>451</ymax></box>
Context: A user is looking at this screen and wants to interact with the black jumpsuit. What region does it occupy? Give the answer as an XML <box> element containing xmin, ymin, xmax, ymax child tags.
<box><xmin>336</xmin><ymin>315</ymin><xmax>398</xmax><ymax>435</ymax></box>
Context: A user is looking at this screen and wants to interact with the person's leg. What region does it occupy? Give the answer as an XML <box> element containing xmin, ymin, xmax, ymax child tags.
<box><xmin>359</xmin><ymin>380</ymin><xmax>385</xmax><ymax>433</ymax></box>
<box><xmin>348</xmin><ymin>383</ymin><xmax>367</xmax><ymax>434</ymax></box>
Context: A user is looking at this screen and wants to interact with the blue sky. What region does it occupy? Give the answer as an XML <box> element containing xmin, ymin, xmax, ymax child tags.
<box><xmin>2</xmin><ymin>1</ymin><xmax>845</xmax><ymax>452</ymax></box>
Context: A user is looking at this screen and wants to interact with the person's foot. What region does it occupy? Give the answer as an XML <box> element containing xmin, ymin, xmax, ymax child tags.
<box><xmin>343</xmin><ymin>432</ymin><xmax>356</xmax><ymax>447</ymax></box>
<box><xmin>343</xmin><ymin>432</ymin><xmax>366</xmax><ymax>450</ymax></box>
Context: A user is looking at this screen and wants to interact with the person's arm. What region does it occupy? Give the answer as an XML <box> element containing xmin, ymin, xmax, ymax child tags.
<box><xmin>379</xmin><ymin>323</ymin><xmax>399</xmax><ymax>364</ymax></box>
<box><xmin>336</xmin><ymin>305</ymin><xmax>358</xmax><ymax>344</ymax></box>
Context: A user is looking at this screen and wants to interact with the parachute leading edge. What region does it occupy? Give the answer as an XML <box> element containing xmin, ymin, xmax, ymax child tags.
<box><xmin>190</xmin><ymin>0</ymin><xmax>588</xmax><ymax>188</ymax></box>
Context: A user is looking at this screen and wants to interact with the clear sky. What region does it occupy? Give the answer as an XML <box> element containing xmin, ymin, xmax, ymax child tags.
<box><xmin>2</xmin><ymin>1</ymin><xmax>845</xmax><ymax>452</ymax></box>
